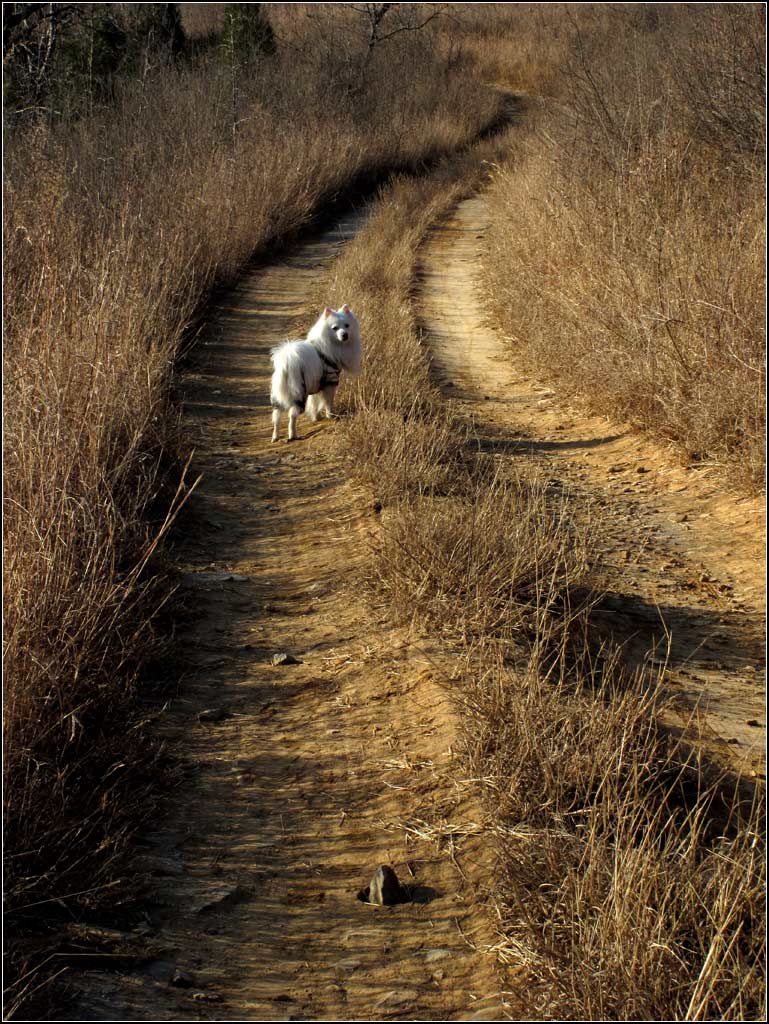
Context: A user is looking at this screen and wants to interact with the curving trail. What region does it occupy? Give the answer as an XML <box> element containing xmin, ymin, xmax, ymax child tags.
<box><xmin>66</xmin><ymin>178</ymin><xmax>764</xmax><ymax>1022</ymax></box>
<box><xmin>418</xmin><ymin>193</ymin><xmax>766</xmax><ymax>778</ymax></box>
<box><xmin>66</xmin><ymin>211</ymin><xmax>511</xmax><ymax>1021</ymax></box>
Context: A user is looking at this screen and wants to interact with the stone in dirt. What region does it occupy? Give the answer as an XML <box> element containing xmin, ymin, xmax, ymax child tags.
<box><xmin>458</xmin><ymin>1006</ymin><xmax>509</xmax><ymax>1021</ymax></box>
<box><xmin>170</xmin><ymin>968</ymin><xmax>195</xmax><ymax>988</ymax></box>
<box><xmin>186</xmin><ymin>571</ymin><xmax>251</xmax><ymax>584</ymax></box>
<box><xmin>358</xmin><ymin>865</ymin><xmax>408</xmax><ymax>906</ymax></box>
<box><xmin>63</xmin><ymin>924</ymin><xmax>132</xmax><ymax>947</ymax></box>
<box><xmin>133</xmin><ymin>853</ymin><xmax>185</xmax><ymax>876</ymax></box>
<box><xmin>343</xmin><ymin>928</ymin><xmax>382</xmax><ymax>945</ymax></box>
<box><xmin>144</xmin><ymin>959</ymin><xmax>176</xmax><ymax>983</ymax></box>
<box><xmin>337</xmin><ymin>958</ymin><xmax>362</xmax><ymax>973</ymax></box>
<box><xmin>272</xmin><ymin>652</ymin><xmax>300</xmax><ymax>665</ymax></box>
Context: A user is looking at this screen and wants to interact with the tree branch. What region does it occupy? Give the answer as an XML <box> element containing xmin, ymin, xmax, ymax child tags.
<box><xmin>3</xmin><ymin>2</ymin><xmax>80</xmax><ymax>56</ymax></box>
<box><xmin>375</xmin><ymin>8</ymin><xmax>446</xmax><ymax>46</ymax></box>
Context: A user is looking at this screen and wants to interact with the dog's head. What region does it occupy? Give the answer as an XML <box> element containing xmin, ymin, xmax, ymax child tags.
<box><xmin>312</xmin><ymin>304</ymin><xmax>362</xmax><ymax>376</ymax></box>
<box><xmin>323</xmin><ymin>304</ymin><xmax>358</xmax><ymax>344</ymax></box>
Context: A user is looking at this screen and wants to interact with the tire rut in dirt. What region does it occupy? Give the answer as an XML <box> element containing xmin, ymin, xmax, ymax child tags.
<box><xmin>417</xmin><ymin>191</ymin><xmax>765</xmax><ymax>780</ymax></box>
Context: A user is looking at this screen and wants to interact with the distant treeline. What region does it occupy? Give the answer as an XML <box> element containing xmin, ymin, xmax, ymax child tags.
<box><xmin>2</xmin><ymin>2</ymin><xmax>274</xmax><ymax>117</ymax></box>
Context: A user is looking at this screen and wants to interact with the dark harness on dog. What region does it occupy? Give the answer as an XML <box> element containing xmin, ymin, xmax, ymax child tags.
<box><xmin>317</xmin><ymin>349</ymin><xmax>341</xmax><ymax>389</ymax></box>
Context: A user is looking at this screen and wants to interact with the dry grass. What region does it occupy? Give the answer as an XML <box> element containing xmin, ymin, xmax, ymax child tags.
<box><xmin>372</xmin><ymin>469</ymin><xmax>588</xmax><ymax>644</ymax></box>
<box><xmin>464</xmin><ymin>636</ymin><xmax>766</xmax><ymax>1020</ymax></box>
<box><xmin>315</xmin><ymin>147</ymin><xmax>511</xmax><ymax>500</ymax></box>
<box><xmin>439</xmin><ymin>3</ymin><xmax>573</xmax><ymax>95</ymax></box>
<box><xmin>2</xmin><ymin>9</ymin><xmax>501</xmax><ymax>999</ymax></box>
<box><xmin>480</xmin><ymin>3</ymin><xmax>766</xmax><ymax>489</ymax></box>
<box><xmin>320</xmin><ymin>124</ymin><xmax>766</xmax><ymax>1019</ymax></box>
<box><xmin>314</xmin><ymin>173</ymin><xmax>463</xmax><ymax>503</ymax></box>
<box><xmin>4</xmin><ymin>5</ymin><xmax>765</xmax><ymax>1017</ymax></box>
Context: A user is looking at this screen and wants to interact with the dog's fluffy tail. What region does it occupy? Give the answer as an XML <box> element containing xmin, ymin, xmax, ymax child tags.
<box><xmin>270</xmin><ymin>341</ymin><xmax>323</xmax><ymax>411</ymax></box>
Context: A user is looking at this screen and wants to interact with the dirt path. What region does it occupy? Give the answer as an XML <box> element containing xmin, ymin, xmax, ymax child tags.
<box><xmin>66</xmin><ymin>210</ymin><xmax>513</xmax><ymax>1022</ymax></box>
<box><xmin>417</xmin><ymin>193</ymin><xmax>766</xmax><ymax>779</ymax></box>
<box><xmin>64</xmin><ymin>180</ymin><xmax>763</xmax><ymax>1023</ymax></box>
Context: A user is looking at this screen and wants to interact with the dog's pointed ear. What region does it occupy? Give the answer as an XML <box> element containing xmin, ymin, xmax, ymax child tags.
<box><xmin>341</xmin><ymin>303</ymin><xmax>351</xmax><ymax>313</ymax></box>
<box><xmin>323</xmin><ymin>306</ymin><xmax>333</xmax><ymax>318</ymax></box>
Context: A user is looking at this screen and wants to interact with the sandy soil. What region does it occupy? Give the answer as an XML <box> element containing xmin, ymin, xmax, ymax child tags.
<box><xmin>65</xmin><ymin>184</ymin><xmax>764</xmax><ymax>1022</ymax></box>
<box><xmin>64</xmin><ymin>211</ymin><xmax>515</xmax><ymax>1022</ymax></box>
<box><xmin>417</xmin><ymin>193</ymin><xmax>766</xmax><ymax>779</ymax></box>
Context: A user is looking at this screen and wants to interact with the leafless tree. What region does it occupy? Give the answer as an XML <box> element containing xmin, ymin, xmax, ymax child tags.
<box><xmin>348</xmin><ymin>3</ymin><xmax>449</xmax><ymax>58</ymax></box>
<box><xmin>3</xmin><ymin>3</ymin><xmax>79</xmax><ymax>107</ymax></box>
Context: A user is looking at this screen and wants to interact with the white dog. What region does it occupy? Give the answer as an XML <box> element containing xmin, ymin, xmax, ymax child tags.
<box><xmin>270</xmin><ymin>304</ymin><xmax>362</xmax><ymax>442</ymax></box>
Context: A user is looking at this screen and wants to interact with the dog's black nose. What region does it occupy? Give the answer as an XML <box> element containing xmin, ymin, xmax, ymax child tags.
<box><xmin>340</xmin><ymin>332</ymin><xmax>348</xmax><ymax>341</ymax></box>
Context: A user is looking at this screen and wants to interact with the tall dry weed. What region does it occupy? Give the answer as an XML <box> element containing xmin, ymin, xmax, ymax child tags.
<box><xmin>481</xmin><ymin>4</ymin><xmax>766</xmax><ymax>488</ymax></box>
<box><xmin>373</xmin><ymin>468</ymin><xmax>588</xmax><ymax>643</ymax></box>
<box><xmin>442</xmin><ymin>2</ymin><xmax>573</xmax><ymax>95</ymax></box>
<box><xmin>315</xmin><ymin>172</ymin><xmax>465</xmax><ymax>501</ymax></box>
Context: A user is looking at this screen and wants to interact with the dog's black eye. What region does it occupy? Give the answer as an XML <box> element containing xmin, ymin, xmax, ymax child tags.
<box><xmin>342</xmin><ymin>323</ymin><xmax>349</xmax><ymax>329</ymax></box>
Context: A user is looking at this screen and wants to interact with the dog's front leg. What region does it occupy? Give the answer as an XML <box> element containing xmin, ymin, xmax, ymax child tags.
<box><xmin>271</xmin><ymin>407</ymin><xmax>281</xmax><ymax>442</ymax></box>
<box><xmin>322</xmin><ymin>384</ymin><xmax>339</xmax><ymax>419</ymax></box>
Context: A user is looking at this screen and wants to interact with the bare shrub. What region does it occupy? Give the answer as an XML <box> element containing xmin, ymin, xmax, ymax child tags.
<box><xmin>667</xmin><ymin>3</ymin><xmax>766</xmax><ymax>158</ymax></box>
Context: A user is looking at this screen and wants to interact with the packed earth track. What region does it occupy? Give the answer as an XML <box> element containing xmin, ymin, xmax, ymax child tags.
<box><xmin>65</xmin><ymin>207</ymin><xmax>514</xmax><ymax>1022</ymax></box>
<box><xmin>66</xmin><ymin>185</ymin><xmax>765</xmax><ymax>1021</ymax></box>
